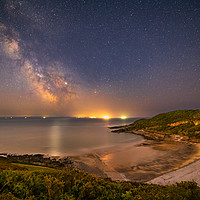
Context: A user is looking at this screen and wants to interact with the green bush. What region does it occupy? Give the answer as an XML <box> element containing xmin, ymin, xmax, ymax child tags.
<box><xmin>0</xmin><ymin>170</ymin><xmax>200</xmax><ymax>199</ymax></box>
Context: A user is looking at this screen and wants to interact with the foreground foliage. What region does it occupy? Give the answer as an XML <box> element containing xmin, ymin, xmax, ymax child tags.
<box><xmin>0</xmin><ymin>169</ymin><xmax>200</xmax><ymax>200</ymax></box>
<box><xmin>126</xmin><ymin>110</ymin><xmax>200</xmax><ymax>139</ymax></box>
<box><xmin>1</xmin><ymin>110</ymin><xmax>200</xmax><ymax>199</ymax></box>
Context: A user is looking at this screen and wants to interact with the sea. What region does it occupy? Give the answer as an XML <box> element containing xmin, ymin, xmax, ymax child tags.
<box><xmin>0</xmin><ymin>117</ymin><xmax>143</xmax><ymax>156</ymax></box>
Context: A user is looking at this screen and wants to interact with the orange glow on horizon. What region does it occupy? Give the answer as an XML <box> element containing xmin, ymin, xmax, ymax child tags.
<box><xmin>120</xmin><ymin>116</ymin><xmax>127</xmax><ymax>119</ymax></box>
<box><xmin>75</xmin><ymin>111</ymin><xmax>112</xmax><ymax>119</ymax></box>
<box><xmin>102</xmin><ymin>116</ymin><xmax>110</xmax><ymax>120</ymax></box>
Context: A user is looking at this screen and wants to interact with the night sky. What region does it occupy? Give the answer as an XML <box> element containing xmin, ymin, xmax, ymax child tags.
<box><xmin>0</xmin><ymin>0</ymin><xmax>200</xmax><ymax>117</ymax></box>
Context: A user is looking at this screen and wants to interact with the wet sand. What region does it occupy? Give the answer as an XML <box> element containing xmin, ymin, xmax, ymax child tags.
<box><xmin>148</xmin><ymin>143</ymin><xmax>200</xmax><ymax>186</ymax></box>
<box><xmin>148</xmin><ymin>159</ymin><xmax>200</xmax><ymax>186</ymax></box>
<box><xmin>70</xmin><ymin>140</ymin><xmax>199</xmax><ymax>182</ymax></box>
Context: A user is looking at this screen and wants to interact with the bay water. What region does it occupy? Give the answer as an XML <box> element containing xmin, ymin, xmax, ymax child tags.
<box><xmin>0</xmin><ymin>117</ymin><xmax>143</xmax><ymax>156</ymax></box>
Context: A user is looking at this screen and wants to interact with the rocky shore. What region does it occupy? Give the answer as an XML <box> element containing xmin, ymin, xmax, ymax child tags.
<box><xmin>1</xmin><ymin>126</ymin><xmax>200</xmax><ymax>185</ymax></box>
<box><xmin>109</xmin><ymin>126</ymin><xmax>200</xmax><ymax>184</ymax></box>
<box><xmin>111</xmin><ymin>127</ymin><xmax>200</xmax><ymax>143</ymax></box>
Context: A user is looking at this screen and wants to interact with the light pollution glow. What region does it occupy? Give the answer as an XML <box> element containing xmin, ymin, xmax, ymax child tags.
<box><xmin>120</xmin><ymin>116</ymin><xmax>127</xmax><ymax>119</ymax></box>
<box><xmin>75</xmin><ymin>114</ymin><xmax>128</xmax><ymax>119</ymax></box>
<box><xmin>102</xmin><ymin>116</ymin><xmax>110</xmax><ymax>120</ymax></box>
<box><xmin>1</xmin><ymin>1</ymin><xmax>200</xmax><ymax>118</ymax></box>
<box><xmin>0</xmin><ymin>24</ymin><xmax>182</xmax><ymax>118</ymax></box>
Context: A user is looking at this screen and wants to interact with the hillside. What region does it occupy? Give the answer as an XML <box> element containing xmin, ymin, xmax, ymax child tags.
<box><xmin>0</xmin><ymin>157</ymin><xmax>200</xmax><ymax>199</ymax></box>
<box><xmin>112</xmin><ymin>110</ymin><xmax>200</xmax><ymax>141</ymax></box>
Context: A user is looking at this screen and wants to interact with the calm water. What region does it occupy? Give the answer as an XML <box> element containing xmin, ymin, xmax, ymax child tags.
<box><xmin>0</xmin><ymin>118</ymin><xmax>143</xmax><ymax>156</ymax></box>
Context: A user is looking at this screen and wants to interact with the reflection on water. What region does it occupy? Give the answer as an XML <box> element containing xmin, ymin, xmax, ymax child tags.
<box><xmin>0</xmin><ymin>118</ymin><xmax>143</xmax><ymax>156</ymax></box>
<box><xmin>101</xmin><ymin>154</ymin><xmax>112</xmax><ymax>162</ymax></box>
<box><xmin>49</xmin><ymin>125</ymin><xmax>61</xmax><ymax>156</ymax></box>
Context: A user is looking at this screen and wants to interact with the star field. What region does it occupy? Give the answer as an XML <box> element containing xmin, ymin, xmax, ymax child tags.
<box><xmin>0</xmin><ymin>0</ymin><xmax>200</xmax><ymax>117</ymax></box>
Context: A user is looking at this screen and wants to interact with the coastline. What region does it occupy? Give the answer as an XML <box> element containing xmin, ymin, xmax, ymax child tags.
<box><xmin>1</xmin><ymin>131</ymin><xmax>200</xmax><ymax>185</ymax></box>
<box><xmin>69</xmin><ymin>137</ymin><xmax>200</xmax><ymax>183</ymax></box>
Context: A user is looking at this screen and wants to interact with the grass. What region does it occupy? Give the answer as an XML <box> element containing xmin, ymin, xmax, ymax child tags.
<box><xmin>0</xmin><ymin>157</ymin><xmax>55</xmax><ymax>172</ymax></box>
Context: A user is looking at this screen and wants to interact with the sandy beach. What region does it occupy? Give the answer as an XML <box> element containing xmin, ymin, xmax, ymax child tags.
<box><xmin>148</xmin><ymin>144</ymin><xmax>200</xmax><ymax>186</ymax></box>
<box><xmin>1</xmin><ymin>135</ymin><xmax>200</xmax><ymax>185</ymax></box>
<box><xmin>71</xmin><ymin>139</ymin><xmax>200</xmax><ymax>183</ymax></box>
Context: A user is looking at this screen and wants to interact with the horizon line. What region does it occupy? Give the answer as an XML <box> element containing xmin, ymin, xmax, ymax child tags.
<box><xmin>0</xmin><ymin>116</ymin><xmax>141</xmax><ymax>119</ymax></box>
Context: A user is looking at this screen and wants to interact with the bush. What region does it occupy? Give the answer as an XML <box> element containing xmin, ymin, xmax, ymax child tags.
<box><xmin>0</xmin><ymin>170</ymin><xmax>200</xmax><ymax>199</ymax></box>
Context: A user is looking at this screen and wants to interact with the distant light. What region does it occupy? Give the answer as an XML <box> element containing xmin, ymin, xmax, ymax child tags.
<box><xmin>43</xmin><ymin>116</ymin><xmax>46</xmax><ymax>119</ymax></box>
<box><xmin>103</xmin><ymin>116</ymin><xmax>110</xmax><ymax>120</ymax></box>
<box><xmin>89</xmin><ymin>116</ymin><xmax>96</xmax><ymax>119</ymax></box>
<box><xmin>65</xmin><ymin>82</ymin><xmax>68</xmax><ymax>85</ymax></box>
<box><xmin>120</xmin><ymin>116</ymin><xmax>127</xmax><ymax>119</ymax></box>
<box><xmin>25</xmin><ymin>117</ymin><xmax>27</xmax><ymax>119</ymax></box>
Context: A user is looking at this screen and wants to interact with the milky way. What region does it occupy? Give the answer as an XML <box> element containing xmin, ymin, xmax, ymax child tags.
<box><xmin>0</xmin><ymin>21</ymin><xmax>78</xmax><ymax>115</ymax></box>
<box><xmin>0</xmin><ymin>0</ymin><xmax>200</xmax><ymax>117</ymax></box>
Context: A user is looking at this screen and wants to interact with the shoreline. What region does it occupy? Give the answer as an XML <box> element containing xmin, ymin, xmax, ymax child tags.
<box><xmin>148</xmin><ymin>149</ymin><xmax>200</xmax><ymax>186</ymax></box>
<box><xmin>69</xmin><ymin>138</ymin><xmax>200</xmax><ymax>182</ymax></box>
<box><xmin>1</xmin><ymin>132</ymin><xmax>200</xmax><ymax>184</ymax></box>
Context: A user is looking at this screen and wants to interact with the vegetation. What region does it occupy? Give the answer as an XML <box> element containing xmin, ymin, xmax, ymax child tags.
<box><xmin>1</xmin><ymin>110</ymin><xmax>200</xmax><ymax>199</ymax></box>
<box><xmin>0</xmin><ymin>157</ymin><xmax>200</xmax><ymax>199</ymax></box>
<box><xmin>0</xmin><ymin>157</ymin><xmax>56</xmax><ymax>172</ymax></box>
<box><xmin>124</xmin><ymin>110</ymin><xmax>200</xmax><ymax>139</ymax></box>
<box><xmin>0</xmin><ymin>168</ymin><xmax>200</xmax><ymax>199</ymax></box>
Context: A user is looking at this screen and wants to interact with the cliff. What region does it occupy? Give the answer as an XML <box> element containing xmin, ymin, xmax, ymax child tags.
<box><xmin>112</xmin><ymin>110</ymin><xmax>200</xmax><ymax>142</ymax></box>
